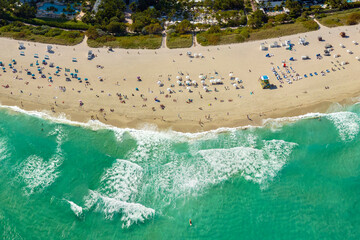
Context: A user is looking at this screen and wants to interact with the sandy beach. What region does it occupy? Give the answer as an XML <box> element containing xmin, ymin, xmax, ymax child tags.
<box><xmin>1</xmin><ymin>23</ymin><xmax>360</xmax><ymax>132</ymax></box>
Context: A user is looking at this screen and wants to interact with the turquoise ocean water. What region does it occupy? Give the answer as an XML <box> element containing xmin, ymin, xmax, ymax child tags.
<box><xmin>0</xmin><ymin>102</ymin><xmax>360</xmax><ymax>240</ymax></box>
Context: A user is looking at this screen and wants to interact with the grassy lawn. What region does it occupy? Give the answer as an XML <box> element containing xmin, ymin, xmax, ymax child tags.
<box><xmin>197</xmin><ymin>20</ymin><xmax>318</xmax><ymax>46</ymax></box>
<box><xmin>0</xmin><ymin>23</ymin><xmax>84</xmax><ymax>45</ymax></box>
<box><xmin>317</xmin><ymin>9</ymin><xmax>360</xmax><ymax>27</ymax></box>
<box><xmin>166</xmin><ymin>34</ymin><xmax>193</xmax><ymax>49</ymax></box>
<box><xmin>87</xmin><ymin>35</ymin><xmax>162</xmax><ymax>49</ymax></box>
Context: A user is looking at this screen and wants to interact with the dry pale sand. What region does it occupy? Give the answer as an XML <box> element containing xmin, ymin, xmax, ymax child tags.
<box><xmin>1</xmin><ymin>23</ymin><xmax>360</xmax><ymax>132</ymax></box>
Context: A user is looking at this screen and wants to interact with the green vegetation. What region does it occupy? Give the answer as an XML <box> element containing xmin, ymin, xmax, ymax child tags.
<box><xmin>197</xmin><ymin>27</ymin><xmax>250</xmax><ymax>46</ymax></box>
<box><xmin>317</xmin><ymin>9</ymin><xmax>360</xmax><ymax>27</ymax></box>
<box><xmin>18</xmin><ymin>17</ymin><xmax>90</xmax><ymax>30</ymax></box>
<box><xmin>0</xmin><ymin>22</ymin><xmax>84</xmax><ymax>45</ymax></box>
<box><xmin>247</xmin><ymin>20</ymin><xmax>318</xmax><ymax>41</ymax></box>
<box><xmin>87</xmin><ymin>34</ymin><xmax>162</xmax><ymax>49</ymax></box>
<box><xmin>197</xmin><ymin>20</ymin><xmax>318</xmax><ymax>46</ymax></box>
<box><xmin>167</xmin><ymin>33</ymin><xmax>193</xmax><ymax>49</ymax></box>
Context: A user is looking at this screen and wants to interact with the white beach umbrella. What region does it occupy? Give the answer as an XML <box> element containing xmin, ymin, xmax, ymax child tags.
<box><xmin>167</xmin><ymin>88</ymin><xmax>172</xmax><ymax>92</ymax></box>
<box><xmin>177</xmin><ymin>80</ymin><xmax>181</xmax><ymax>85</ymax></box>
<box><xmin>229</xmin><ymin>73</ymin><xmax>233</xmax><ymax>77</ymax></box>
<box><xmin>157</xmin><ymin>80</ymin><xmax>162</xmax><ymax>85</ymax></box>
<box><xmin>201</xmin><ymin>80</ymin><xmax>205</xmax><ymax>84</ymax></box>
<box><xmin>176</xmin><ymin>76</ymin><xmax>181</xmax><ymax>80</ymax></box>
<box><xmin>235</xmin><ymin>77</ymin><xmax>239</xmax><ymax>81</ymax></box>
<box><xmin>186</xmin><ymin>75</ymin><xmax>190</xmax><ymax>79</ymax></box>
<box><xmin>198</xmin><ymin>75</ymin><xmax>203</xmax><ymax>79</ymax></box>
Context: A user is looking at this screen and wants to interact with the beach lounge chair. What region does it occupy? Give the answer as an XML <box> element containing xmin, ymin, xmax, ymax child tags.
<box><xmin>20</xmin><ymin>51</ymin><xmax>25</xmax><ymax>56</ymax></box>
<box><xmin>34</xmin><ymin>54</ymin><xmax>39</xmax><ymax>58</ymax></box>
<box><xmin>72</xmin><ymin>58</ymin><xmax>77</xmax><ymax>62</ymax></box>
<box><xmin>45</xmin><ymin>55</ymin><xmax>49</xmax><ymax>60</ymax></box>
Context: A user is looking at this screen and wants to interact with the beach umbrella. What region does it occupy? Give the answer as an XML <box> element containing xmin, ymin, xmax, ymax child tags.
<box><xmin>198</xmin><ymin>75</ymin><xmax>203</xmax><ymax>79</ymax></box>
<box><xmin>167</xmin><ymin>88</ymin><xmax>172</xmax><ymax>92</ymax></box>
<box><xmin>157</xmin><ymin>80</ymin><xmax>162</xmax><ymax>85</ymax></box>
<box><xmin>49</xmin><ymin>76</ymin><xmax>52</xmax><ymax>79</ymax></box>
<box><xmin>56</xmin><ymin>66</ymin><xmax>59</xmax><ymax>69</ymax></box>
<box><xmin>176</xmin><ymin>76</ymin><xmax>181</xmax><ymax>80</ymax></box>
<box><xmin>235</xmin><ymin>77</ymin><xmax>239</xmax><ymax>81</ymax></box>
<box><xmin>186</xmin><ymin>75</ymin><xmax>190</xmax><ymax>79</ymax></box>
<box><xmin>186</xmin><ymin>80</ymin><xmax>190</xmax><ymax>85</ymax></box>
<box><xmin>192</xmin><ymin>80</ymin><xmax>197</xmax><ymax>84</ymax></box>
<box><xmin>78</xmin><ymin>78</ymin><xmax>81</xmax><ymax>80</ymax></box>
<box><xmin>186</xmin><ymin>87</ymin><xmax>191</xmax><ymax>91</ymax></box>
<box><xmin>229</xmin><ymin>73</ymin><xmax>233</xmax><ymax>77</ymax></box>
<box><xmin>177</xmin><ymin>80</ymin><xmax>181</xmax><ymax>85</ymax></box>
<box><xmin>201</xmin><ymin>80</ymin><xmax>205</xmax><ymax>84</ymax></box>
<box><xmin>32</xmin><ymin>74</ymin><xmax>35</xmax><ymax>76</ymax></box>
<box><xmin>85</xmin><ymin>78</ymin><xmax>88</xmax><ymax>81</ymax></box>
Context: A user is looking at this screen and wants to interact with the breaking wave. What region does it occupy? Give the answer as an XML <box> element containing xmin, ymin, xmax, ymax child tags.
<box><xmin>17</xmin><ymin>126</ymin><xmax>66</xmax><ymax>195</ymax></box>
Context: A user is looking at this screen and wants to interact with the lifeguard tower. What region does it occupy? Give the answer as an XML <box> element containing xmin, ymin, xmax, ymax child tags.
<box><xmin>259</xmin><ymin>75</ymin><xmax>270</xmax><ymax>89</ymax></box>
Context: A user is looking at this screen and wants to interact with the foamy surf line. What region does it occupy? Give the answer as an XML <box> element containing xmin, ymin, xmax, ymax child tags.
<box><xmin>0</xmin><ymin>103</ymin><xmax>356</xmax><ymax>139</ymax></box>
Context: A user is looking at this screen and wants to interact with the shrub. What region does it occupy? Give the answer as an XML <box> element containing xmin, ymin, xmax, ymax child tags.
<box><xmin>207</xmin><ymin>34</ymin><xmax>220</xmax><ymax>45</ymax></box>
<box><xmin>14</xmin><ymin>32</ymin><xmax>26</xmax><ymax>38</ymax></box>
<box><xmin>207</xmin><ymin>25</ymin><xmax>221</xmax><ymax>34</ymax></box>
<box><xmin>302</xmin><ymin>20</ymin><xmax>319</xmax><ymax>30</ymax></box>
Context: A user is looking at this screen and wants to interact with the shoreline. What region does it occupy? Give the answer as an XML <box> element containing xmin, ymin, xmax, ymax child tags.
<box><xmin>1</xmin><ymin>24</ymin><xmax>360</xmax><ymax>133</ymax></box>
<box><xmin>0</xmin><ymin>91</ymin><xmax>358</xmax><ymax>134</ymax></box>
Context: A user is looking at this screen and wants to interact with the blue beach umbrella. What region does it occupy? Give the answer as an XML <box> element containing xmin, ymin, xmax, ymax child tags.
<box><xmin>78</xmin><ymin>77</ymin><xmax>81</xmax><ymax>80</ymax></box>
<box><xmin>32</xmin><ymin>74</ymin><xmax>35</xmax><ymax>76</ymax></box>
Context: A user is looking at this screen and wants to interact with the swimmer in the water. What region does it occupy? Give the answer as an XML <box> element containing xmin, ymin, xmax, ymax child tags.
<box><xmin>189</xmin><ymin>219</ymin><xmax>192</xmax><ymax>226</ymax></box>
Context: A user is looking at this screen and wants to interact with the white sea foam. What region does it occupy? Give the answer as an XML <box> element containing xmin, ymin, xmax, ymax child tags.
<box><xmin>0</xmin><ymin>138</ymin><xmax>10</xmax><ymax>162</ymax></box>
<box><xmin>100</xmin><ymin>159</ymin><xmax>143</xmax><ymax>202</ymax></box>
<box><xmin>18</xmin><ymin>126</ymin><xmax>65</xmax><ymax>195</ymax></box>
<box><xmin>326</xmin><ymin>112</ymin><xmax>360</xmax><ymax>142</ymax></box>
<box><xmin>66</xmin><ymin>200</ymin><xmax>83</xmax><ymax>218</ymax></box>
<box><xmin>199</xmin><ymin>139</ymin><xmax>297</xmax><ymax>185</ymax></box>
<box><xmin>84</xmin><ymin>159</ymin><xmax>154</xmax><ymax>228</ymax></box>
<box><xmin>84</xmin><ymin>190</ymin><xmax>154</xmax><ymax>228</ymax></box>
